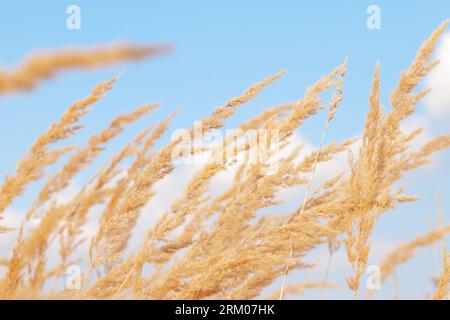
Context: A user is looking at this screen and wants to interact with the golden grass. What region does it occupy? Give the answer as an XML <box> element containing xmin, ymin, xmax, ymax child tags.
<box><xmin>0</xmin><ymin>43</ymin><xmax>170</xmax><ymax>94</ymax></box>
<box><xmin>433</xmin><ymin>248</ymin><xmax>449</xmax><ymax>300</ymax></box>
<box><xmin>0</xmin><ymin>77</ymin><xmax>117</xmax><ymax>215</ymax></box>
<box><xmin>0</xmin><ymin>22</ymin><xmax>449</xmax><ymax>300</ymax></box>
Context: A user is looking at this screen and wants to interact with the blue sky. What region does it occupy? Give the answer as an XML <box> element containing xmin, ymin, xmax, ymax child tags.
<box><xmin>0</xmin><ymin>1</ymin><xmax>450</xmax><ymax>299</ymax></box>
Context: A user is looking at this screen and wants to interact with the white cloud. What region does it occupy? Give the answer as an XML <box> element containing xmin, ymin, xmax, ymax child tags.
<box><xmin>425</xmin><ymin>32</ymin><xmax>450</xmax><ymax>117</ymax></box>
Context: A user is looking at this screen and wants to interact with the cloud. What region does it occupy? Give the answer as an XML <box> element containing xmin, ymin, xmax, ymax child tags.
<box><xmin>425</xmin><ymin>32</ymin><xmax>450</xmax><ymax>117</ymax></box>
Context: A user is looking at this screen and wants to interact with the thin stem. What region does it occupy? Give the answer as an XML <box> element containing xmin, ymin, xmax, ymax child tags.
<box><xmin>321</xmin><ymin>251</ymin><xmax>334</xmax><ymax>295</ymax></box>
<box><xmin>279</xmin><ymin>119</ymin><xmax>331</xmax><ymax>300</ymax></box>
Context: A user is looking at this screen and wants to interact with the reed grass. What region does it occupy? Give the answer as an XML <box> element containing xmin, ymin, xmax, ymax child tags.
<box><xmin>0</xmin><ymin>23</ymin><xmax>449</xmax><ymax>300</ymax></box>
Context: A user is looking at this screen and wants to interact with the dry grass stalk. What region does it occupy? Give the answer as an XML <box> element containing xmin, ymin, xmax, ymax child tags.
<box><xmin>279</xmin><ymin>59</ymin><xmax>348</xmax><ymax>299</ymax></box>
<box><xmin>0</xmin><ymin>77</ymin><xmax>116</xmax><ymax>215</ymax></box>
<box><xmin>433</xmin><ymin>248</ymin><xmax>449</xmax><ymax>300</ymax></box>
<box><xmin>267</xmin><ymin>280</ymin><xmax>338</xmax><ymax>300</ymax></box>
<box><xmin>0</xmin><ymin>21</ymin><xmax>449</xmax><ymax>300</ymax></box>
<box><xmin>343</xmin><ymin>20</ymin><xmax>449</xmax><ymax>297</ymax></box>
<box><xmin>372</xmin><ymin>224</ymin><xmax>450</xmax><ymax>292</ymax></box>
<box><xmin>85</xmin><ymin>72</ymin><xmax>285</xmax><ymax>296</ymax></box>
<box><xmin>0</xmin><ymin>43</ymin><xmax>170</xmax><ymax>94</ymax></box>
<box><xmin>28</xmin><ymin>103</ymin><xmax>158</xmax><ymax>217</ymax></box>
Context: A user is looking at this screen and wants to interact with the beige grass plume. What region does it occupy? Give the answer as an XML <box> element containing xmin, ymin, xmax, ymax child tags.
<box><xmin>370</xmin><ymin>224</ymin><xmax>450</xmax><ymax>295</ymax></box>
<box><xmin>0</xmin><ymin>43</ymin><xmax>170</xmax><ymax>94</ymax></box>
<box><xmin>1</xmin><ymin>20</ymin><xmax>450</xmax><ymax>301</ymax></box>
<box><xmin>433</xmin><ymin>248</ymin><xmax>449</xmax><ymax>300</ymax></box>
<box><xmin>0</xmin><ymin>77</ymin><xmax>116</xmax><ymax>215</ymax></box>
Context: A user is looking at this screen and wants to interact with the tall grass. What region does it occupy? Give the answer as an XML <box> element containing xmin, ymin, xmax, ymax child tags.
<box><xmin>0</xmin><ymin>22</ymin><xmax>449</xmax><ymax>300</ymax></box>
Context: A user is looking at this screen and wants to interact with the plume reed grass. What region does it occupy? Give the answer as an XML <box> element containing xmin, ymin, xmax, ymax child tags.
<box><xmin>0</xmin><ymin>22</ymin><xmax>449</xmax><ymax>300</ymax></box>
<box><xmin>433</xmin><ymin>248</ymin><xmax>449</xmax><ymax>300</ymax></box>
<box><xmin>0</xmin><ymin>43</ymin><xmax>170</xmax><ymax>94</ymax></box>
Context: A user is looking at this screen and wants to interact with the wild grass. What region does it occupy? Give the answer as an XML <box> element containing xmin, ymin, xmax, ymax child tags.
<box><xmin>0</xmin><ymin>22</ymin><xmax>449</xmax><ymax>300</ymax></box>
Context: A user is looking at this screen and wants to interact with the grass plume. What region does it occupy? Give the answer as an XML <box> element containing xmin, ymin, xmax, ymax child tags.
<box><xmin>0</xmin><ymin>22</ymin><xmax>449</xmax><ymax>300</ymax></box>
